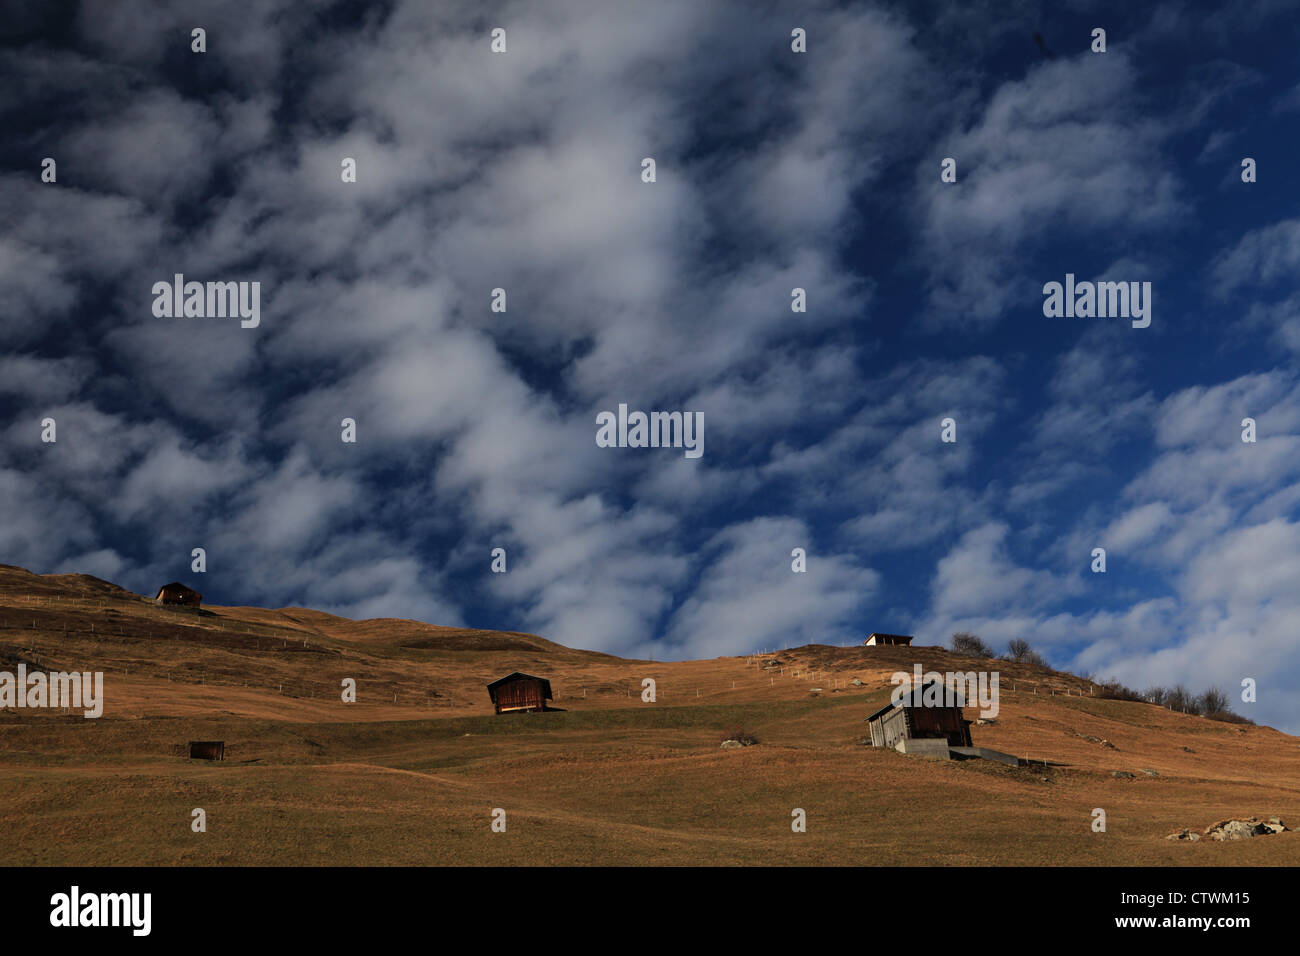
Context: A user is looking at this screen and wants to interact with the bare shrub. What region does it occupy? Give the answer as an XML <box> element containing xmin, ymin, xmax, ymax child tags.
<box><xmin>1003</xmin><ymin>638</ymin><xmax>1047</xmax><ymax>668</ymax></box>
<box><xmin>1199</xmin><ymin>686</ymin><xmax>1230</xmax><ymax>714</ymax></box>
<box><xmin>950</xmin><ymin>632</ymin><xmax>993</xmax><ymax>657</ymax></box>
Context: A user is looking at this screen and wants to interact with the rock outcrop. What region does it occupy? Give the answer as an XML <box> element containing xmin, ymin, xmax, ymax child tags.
<box><xmin>1167</xmin><ymin>816</ymin><xmax>1288</xmax><ymax>841</ymax></box>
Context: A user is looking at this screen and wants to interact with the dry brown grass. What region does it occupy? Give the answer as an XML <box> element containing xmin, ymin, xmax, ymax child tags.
<box><xmin>1</xmin><ymin>565</ymin><xmax>1296</xmax><ymax>865</ymax></box>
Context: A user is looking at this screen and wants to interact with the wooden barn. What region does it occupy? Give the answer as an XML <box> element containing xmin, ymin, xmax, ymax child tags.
<box><xmin>486</xmin><ymin>672</ymin><xmax>553</xmax><ymax>714</ymax></box>
<box><xmin>156</xmin><ymin>582</ymin><xmax>202</xmax><ymax>607</ymax></box>
<box><xmin>188</xmin><ymin>741</ymin><xmax>225</xmax><ymax>760</ymax></box>
<box><xmin>865</xmin><ymin>683</ymin><xmax>973</xmax><ymax>750</ymax></box>
<box><xmin>864</xmin><ymin>632</ymin><xmax>913</xmax><ymax>646</ymax></box>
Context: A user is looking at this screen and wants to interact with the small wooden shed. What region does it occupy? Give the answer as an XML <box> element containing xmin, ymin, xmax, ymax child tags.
<box><xmin>486</xmin><ymin>672</ymin><xmax>553</xmax><ymax>714</ymax></box>
<box><xmin>188</xmin><ymin>741</ymin><xmax>225</xmax><ymax>760</ymax></box>
<box><xmin>864</xmin><ymin>632</ymin><xmax>913</xmax><ymax>646</ymax></box>
<box><xmin>865</xmin><ymin>683</ymin><xmax>972</xmax><ymax>749</ymax></box>
<box><xmin>156</xmin><ymin>582</ymin><xmax>202</xmax><ymax>607</ymax></box>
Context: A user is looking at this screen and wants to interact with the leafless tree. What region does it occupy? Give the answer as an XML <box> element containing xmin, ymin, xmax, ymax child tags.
<box><xmin>951</xmin><ymin>632</ymin><xmax>993</xmax><ymax>657</ymax></box>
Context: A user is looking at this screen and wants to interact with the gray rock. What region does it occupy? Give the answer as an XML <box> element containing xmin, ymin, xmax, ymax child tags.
<box><xmin>719</xmin><ymin>739</ymin><xmax>745</xmax><ymax>749</ymax></box>
<box><xmin>1111</xmin><ymin>771</ymin><xmax>1134</xmax><ymax>779</ymax></box>
<box><xmin>1208</xmin><ymin>820</ymin><xmax>1263</xmax><ymax>841</ymax></box>
<box><xmin>1141</xmin><ymin>768</ymin><xmax>1160</xmax><ymax>777</ymax></box>
<box><xmin>849</xmin><ymin>678</ymin><xmax>864</xmax><ymax>687</ymax></box>
<box><xmin>1204</xmin><ymin>817</ymin><xmax>1279</xmax><ymax>841</ymax></box>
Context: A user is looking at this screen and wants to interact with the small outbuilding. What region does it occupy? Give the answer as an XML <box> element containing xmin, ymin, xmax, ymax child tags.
<box><xmin>156</xmin><ymin>582</ymin><xmax>202</xmax><ymax>607</ymax></box>
<box><xmin>864</xmin><ymin>682</ymin><xmax>972</xmax><ymax>750</ymax></box>
<box><xmin>864</xmin><ymin>632</ymin><xmax>913</xmax><ymax>646</ymax></box>
<box><xmin>486</xmin><ymin>672</ymin><xmax>553</xmax><ymax>714</ymax></box>
<box><xmin>188</xmin><ymin>741</ymin><xmax>225</xmax><ymax>760</ymax></box>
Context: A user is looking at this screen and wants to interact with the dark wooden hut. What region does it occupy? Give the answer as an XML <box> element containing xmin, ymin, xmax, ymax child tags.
<box><xmin>486</xmin><ymin>672</ymin><xmax>552</xmax><ymax>714</ymax></box>
<box><xmin>156</xmin><ymin>582</ymin><xmax>202</xmax><ymax>607</ymax></box>
<box><xmin>188</xmin><ymin>741</ymin><xmax>225</xmax><ymax>760</ymax></box>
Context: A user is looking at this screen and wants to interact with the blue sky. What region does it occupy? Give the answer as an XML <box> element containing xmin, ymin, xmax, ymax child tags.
<box><xmin>2</xmin><ymin>0</ymin><xmax>1300</xmax><ymax>732</ymax></box>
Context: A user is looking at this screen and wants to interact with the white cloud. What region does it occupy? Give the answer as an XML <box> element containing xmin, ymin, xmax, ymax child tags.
<box><xmin>662</xmin><ymin>517</ymin><xmax>878</xmax><ymax>659</ymax></box>
<box><xmin>919</xmin><ymin>50</ymin><xmax>1185</xmax><ymax>325</ymax></box>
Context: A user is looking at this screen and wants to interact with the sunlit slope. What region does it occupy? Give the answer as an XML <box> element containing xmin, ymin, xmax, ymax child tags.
<box><xmin>1</xmin><ymin>564</ymin><xmax>1296</xmax><ymax>865</ymax></box>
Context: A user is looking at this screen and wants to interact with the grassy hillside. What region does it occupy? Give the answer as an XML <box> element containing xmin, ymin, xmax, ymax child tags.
<box><xmin>1</xmin><ymin>565</ymin><xmax>1296</xmax><ymax>865</ymax></box>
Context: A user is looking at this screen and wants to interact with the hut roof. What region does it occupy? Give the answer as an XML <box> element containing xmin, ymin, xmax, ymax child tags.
<box><xmin>155</xmin><ymin>582</ymin><xmax>202</xmax><ymax>601</ymax></box>
<box><xmin>485</xmin><ymin>672</ymin><xmax>553</xmax><ymax>703</ymax></box>
<box><xmin>865</xmin><ymin>682</ymin><xmax>957</xmax><ymax>721</ymax></box>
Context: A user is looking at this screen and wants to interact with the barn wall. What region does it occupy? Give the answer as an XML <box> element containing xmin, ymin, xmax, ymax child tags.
<box><xmin>494</xmin><ymin>679</ymin><xmax>546</xmax><ymax>713</ymax></box>
<box><xmin>908</xmin><ymin>706</ymin><xmax>971</xmax><ymax>746</ymax></box>
<box><xmin>875</xmin><ymin>708</ymin><xmax>908</xmax><ymax>749</ymax></box>
<box><xmin>159</xmin><ymin>589</ymin><xmax>201</xmax><ymax>606</ymax></box>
